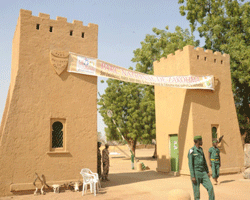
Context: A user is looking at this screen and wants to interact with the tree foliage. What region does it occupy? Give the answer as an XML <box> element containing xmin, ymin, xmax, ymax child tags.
<box><xmin>98</xmin><ymin>78</ymin><xmax>146</xmax><ymax>156</ymax></box>
<box><xmin>179</xmin><ymin>0</ymin><xmax>250</xmax><ymax>143</ymax></box>
<box><xmin>98</xmin><ymin>26</ymin><xmax>198</xmax><ymax>155</ymax></box>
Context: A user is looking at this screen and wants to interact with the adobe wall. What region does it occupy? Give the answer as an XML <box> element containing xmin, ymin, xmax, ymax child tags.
<box><xmin>0</xmin><ymin>9</ymin><xmax>98</xmax><ymax>196</ymax></box>
<box><xmin>187</xmin><ymin>46</ymin><xmax>244</xmax><ymax>174</ymax></box>
<box><xmin>154</xmin><ymin>47</ymin><xmax>194</xmax><ymax>173</ymax></box>
<box><xmin>154</xmin><ymin>45</ymin><xmax>244</xmax><ymax>175</ymax></box>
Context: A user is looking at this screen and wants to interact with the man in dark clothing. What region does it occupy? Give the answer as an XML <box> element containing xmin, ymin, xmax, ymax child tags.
<box><xmin>102</xmin><ymin>144</ymin><xmax>110</xmax><ymax>181</ymax></box>
<box><xmin>97</xmin><ymin>142</ymin><xmax>102</xmax><ymax>180</ymax></box>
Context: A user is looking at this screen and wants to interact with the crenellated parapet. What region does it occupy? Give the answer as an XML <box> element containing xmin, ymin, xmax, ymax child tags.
<box><xmin>18</xmin><ymin>9</ymin><xmax>98</xmax><ymax>39</ymax></box>
<box><xmin>0</xmin><ymin>9</ymin><xmax>98</xmax><ymax>197</ymax></box>
<box><xmin>188</xmin><ymin>45</ymin><xmax>230</xmax><ymax>66</ymax></box>
<box><xmin>154</xmin><ymin>45</ymin><xmax>231</xmax><ymax>78</ymax></box>
<box><xmin>156</xmin><ymin>45</ymin><xmax>229</xmax><ymax>65</ymax></box>
<box><xmin>154</xmin><ymin>45</ymin><xmax>244</xmax><ymax>177</ymax></box>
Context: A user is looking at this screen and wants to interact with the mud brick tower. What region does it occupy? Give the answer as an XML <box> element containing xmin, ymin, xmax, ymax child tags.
<box><xmin>0</xmin><ymin>9</ymin><xmax>98</xmax><ymax>196</ymax></box>
<box><xmin>154</xmin><ymin>45</ymin><xmax>244</xmax><ymax>175</ymax></box>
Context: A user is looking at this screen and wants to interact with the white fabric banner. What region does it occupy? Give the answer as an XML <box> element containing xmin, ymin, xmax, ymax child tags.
<box><xmin>67</xmin><ymin>52</ymin><xmax>214</xmax><ymax>90</ymax></box>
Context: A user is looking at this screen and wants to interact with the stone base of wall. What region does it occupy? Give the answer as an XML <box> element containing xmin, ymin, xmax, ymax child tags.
<box><xmin>10</xmin><ymin>179</ymin><xmax>80</xmax><ymax>192</ymax></box>
<box><xmin>156</xmin><ymin>167</ymin><xmax>170</xmax><ymax>173</ymax></box>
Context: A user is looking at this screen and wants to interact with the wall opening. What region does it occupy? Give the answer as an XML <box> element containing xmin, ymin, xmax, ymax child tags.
<box><xmin>49</xmin><ymin>26</ymin><xmax>53</xmax><ymax>32</ymax></box>
<box><xmin>169</xmin><ymin>134</ymin><xmax>179</xmax><ymax>172</ymax></box>
<box><xmin>211</xmin><ymin>124</ymin><xmax>219</xmax><ymax>141</ymax></box>
<box><xmin>50</xmin><ymin>119</ymin><xmax>66</xmax><ymax>151</ymax></box>
<box><xmin>36</xmin><ymin>24</ymin><xmax>40</xmax><ymax>30</ymax></box>
<box><xmin>52</xmin><ymin>121</ymin><xmax>63</xmax><ymax>148</ymax></box>
<box><xmin>82</xmin><ymin>32</ymin><xmax>84</xmax><ymax>38</ymax></box>
<box><xmin>70</xmin><ymin>30</ymin><xmax>73</xmax><ymax>36</ymax></box>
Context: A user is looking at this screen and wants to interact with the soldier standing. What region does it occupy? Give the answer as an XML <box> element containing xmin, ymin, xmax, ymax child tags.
<box><xmin>97</xmin><ymin>142</ymin><xmax>102</xmax><ymax>180</ymax></box>
<box><xmin>102</xmin><ymin>144</ymin><xmax>110</xmax><ymax>181</ymax></box>
<box><xmin>209</xmin><ymin>140</ymin><xmax>221</xmax><ymax>185</ymax></box>
<box><xmin>188</xmin><ymin>136</ymin><xmax>215</xmax><ymax>200</ymax></box>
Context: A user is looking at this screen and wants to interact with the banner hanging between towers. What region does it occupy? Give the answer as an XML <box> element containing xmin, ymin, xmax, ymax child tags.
<box><xmin>67</xmin><ymin>52</ymin><xmax>214</xmax><ymax>90</ymax></box>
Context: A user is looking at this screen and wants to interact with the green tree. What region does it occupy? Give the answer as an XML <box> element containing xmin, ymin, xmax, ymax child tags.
<box><xmin>98</xmin><ymin>78</ymin><xmax>146</xmax><ymax>156</ymax></box>
<box><xmin>179</xmin><ymin>0</ymin><xmax>250</xmax><ymax>143</ymax></box>
<box><xmin>132</xmin><ymin>26</ymin><xmax>198</xmax><ymax>151</ymax></box>
<box><xmin>98</xmin><ymin>26</ymin><xmax>198</xmax><ymax>155</ymax></box>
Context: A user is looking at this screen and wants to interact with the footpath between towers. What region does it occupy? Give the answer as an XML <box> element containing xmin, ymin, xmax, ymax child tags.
<box><xmin>1</xmin><ymin>148</ymin><xmax>249</xmax><ymax>200</ymax></box>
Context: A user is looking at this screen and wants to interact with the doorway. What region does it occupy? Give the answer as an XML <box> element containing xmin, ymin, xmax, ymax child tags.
<box><xmin>170</xmin><ymin>135</ymin><xmax>179</xmax><ymax>172</ymax></box>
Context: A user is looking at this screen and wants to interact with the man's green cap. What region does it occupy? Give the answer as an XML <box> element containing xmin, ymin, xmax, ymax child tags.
<box><xmin>194</xmin><ymin>136</ymin><xmax>202</xmax><ymax>140</ymax></box>
<box><xmin>212</xmin><ymin>140</ymin><xmax>218</xmax><ymax>144</ymax></box>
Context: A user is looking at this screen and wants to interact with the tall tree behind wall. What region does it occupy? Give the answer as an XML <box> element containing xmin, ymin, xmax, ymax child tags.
<box><xmin>98</xmin><ymin>79</ymin><xmax>145</xmax><ymax>156</ymax></box>
<box><xmin>98</xmin><ymin>26</ymin><xmax>198</xmax><ymax>156</ymax></box>
<box><xmin>179</xmin><ymin>0</ymin><xmax>250</xmax><ymax>143</ymax></box>
<box><xmin>132</xmin><ymin>26</ymin><xmax>199</xmax><ymax>146</ymax></box>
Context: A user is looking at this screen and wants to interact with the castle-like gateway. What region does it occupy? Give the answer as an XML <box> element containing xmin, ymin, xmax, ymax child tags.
<box><xmin>0</xmin><ymin>9</ymin><xmax>98</xmax><ymax>196</ymax></box>
<box><xmin>154</xmin><ymin>46</ymin><xmax>244</xmax><ymax>175</ymax></box>
<box><xmin>0</xmin><ymin>9</ymin><xmax>244</xmax><ymax>196</ymax></box>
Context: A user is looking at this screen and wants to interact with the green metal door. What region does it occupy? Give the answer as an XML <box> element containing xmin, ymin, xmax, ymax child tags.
<box><xmin>170</xmin><ymin>135</ymin><xmax>179</xmax><ymax>172</ymax></box>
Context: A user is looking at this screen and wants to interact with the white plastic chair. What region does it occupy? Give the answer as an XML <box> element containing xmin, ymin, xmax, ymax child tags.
<box><xmin>81</xmin><ymin>173</ymin><xmax>94</xmax><ymax>195</ymax></box>
<box><xmin>80</xmin><ymin>168</ymin><xmax>101</xmax><ymax>189</ymax></box>
<box><xmin>80</xmin><ymin>169</ymin><xmax>100</xmax><ymax>196</ymax></box>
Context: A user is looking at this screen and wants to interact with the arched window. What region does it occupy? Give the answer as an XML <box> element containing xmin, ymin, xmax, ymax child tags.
<box><xmin>52</xmin><ymin>121</ymin><xmax>63</xmax><ymax>148</ymax></box>
<box><xmin>212</xmin><ymin>126</ymin><xmax>217</xmax><ymax>140</ymax></box>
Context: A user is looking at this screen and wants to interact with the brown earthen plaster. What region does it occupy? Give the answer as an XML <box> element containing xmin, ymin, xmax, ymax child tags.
<box><xmin>154</xmin><ymin>45</ymin><xmax>244</xmax><ymax>175</ymax></box>
<box><xmin>0</xmin><ymin>9</ymin><xmax>98</xmax><ymax>196</ymax></box>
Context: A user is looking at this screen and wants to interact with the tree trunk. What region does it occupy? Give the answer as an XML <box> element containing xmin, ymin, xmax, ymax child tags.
<box><xmin>131</xmin><ymin>139</ymin><xmax>137</xmax><ymax>157</ymax></box>
<box><xmin>123</xmin><ymin>137</ymin><xmax>137</xmax><ymax>157</ymax></box>
<box><xmin>241</xmin><ymin>132</ymin><xmax>247</xmax><ymax>147</ymax></box>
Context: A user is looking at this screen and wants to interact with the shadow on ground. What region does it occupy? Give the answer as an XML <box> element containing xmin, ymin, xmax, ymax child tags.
<box><xmin>101</xmin><ymin>170</ymin><xmax>174</xmax><ymax>188</ymax></box>
<box><xmin>220</xmin><ymin>180</ymin><xmax>235</xmax><ymax>184</ymax></box>
<box><xmin>135</xmin><ymin>156</ymin><xmax>157</xmax><ymax>161</ymax></box>
<box><xmin>121</xmin><ymin>156</ymin><xmax>156</xmax><ymax>161</ymax></box>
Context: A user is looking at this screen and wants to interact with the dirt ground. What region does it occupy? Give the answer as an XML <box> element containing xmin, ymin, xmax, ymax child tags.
<box><xmin>1</xmin><ymin>147</ymin><xmax>249</xmax><ymax>200</ymax></box>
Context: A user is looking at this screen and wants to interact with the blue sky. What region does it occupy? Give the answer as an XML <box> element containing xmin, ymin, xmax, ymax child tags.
<box><xmin>0</xmin><ymin>0</ymin><xmax>200</xmax><ymax>135</ymax></box>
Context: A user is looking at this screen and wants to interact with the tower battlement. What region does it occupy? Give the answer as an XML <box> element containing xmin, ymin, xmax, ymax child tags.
<box><xmin>155</xmin><ymin>45</ymin><xmax>231</xmax><ymax>78</ymax></box>
<box><xmin>18</xmin><ymin>9</ymin><xmax>98</xmax><ymax>40</ymax></box>
<box><xmin>0</xmin><ymin>10</ymin><xmax>98</xmax><ymax>196</ymax></box>
<box><xmin>189</xmin><ymin>45</ymin><xmax>230</xmax><ymax>66</ymax></box>
<box><xmin>154</xmin><ymin>44</ymin><xmax>244</xmax><ymax>177</ymax></box>
<box><xmin>20</xmin><ymin>9</ymin><xmax>97</xmax><ymax>27</ymax></box>
<box><xmin>157</xmin><ymin>45</ymin><xmax>230</xmax><ymax>67</ymax></box>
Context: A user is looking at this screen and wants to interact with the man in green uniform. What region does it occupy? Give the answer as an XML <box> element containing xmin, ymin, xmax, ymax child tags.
<box><xmin>209</xmin><ymin>140</ymin><xmax>221</xmax><ymax>185</ymax></box>
<box><xmin>188</xmin><ymin>136</ymin><xmax>215</xmax><ymax>200</ymax></box>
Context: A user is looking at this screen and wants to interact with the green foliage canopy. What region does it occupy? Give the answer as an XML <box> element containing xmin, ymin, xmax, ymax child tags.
<box><xmin>179</xmin><ymin>0</ymin><xmax>250</xmax><ymax>142</ymax></box>
<box><xmin>98</xmin><ymin>26</ymin><xmax>198</xmax><ymax>154</ymax></box>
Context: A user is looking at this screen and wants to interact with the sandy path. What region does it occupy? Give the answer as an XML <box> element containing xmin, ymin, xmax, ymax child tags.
<box><xmin>1</xmin><ymin>148</ymin><xmax>249</xmax><ymax>200</ymax></box>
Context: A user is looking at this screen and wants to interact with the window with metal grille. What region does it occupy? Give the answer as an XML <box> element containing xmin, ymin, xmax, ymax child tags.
<box><xmin>52</xmin><ymin>121</ymin><xmax>63</xmax><ymax>148</ymax></box>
